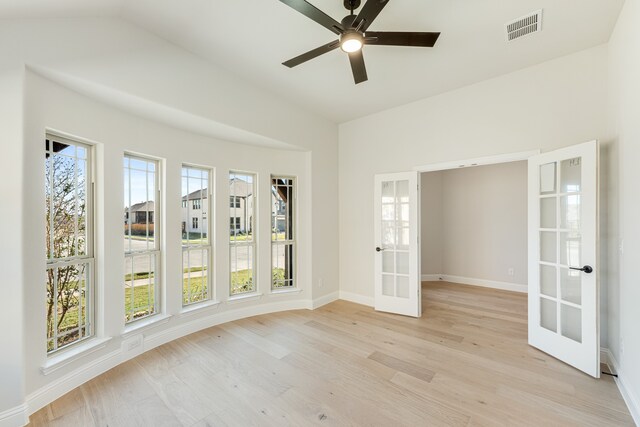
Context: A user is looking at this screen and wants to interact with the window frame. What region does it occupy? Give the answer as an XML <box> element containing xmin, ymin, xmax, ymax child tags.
<box><xmin>123</xmin><ymin>153</ymin><xmax>161</xmax><ymax>324</ymax></box>
<box><xmin>229</xmin><ymin>171</ymin><xmax>257</xmax><ymax>296</ymax></box>
<box><xmin>45</xmin><ymin>133</ymin><xmax>96</xmax><ymax>354</ymax></box>
<box><xmin>182</xmin><ymin>164</ymin><xmax>214</xmax><ymax>307</ymax></box>
<box><xmin>271</xmin><ymin>175</ymin><xmax>297</xmax><ymax>291</ymax></box>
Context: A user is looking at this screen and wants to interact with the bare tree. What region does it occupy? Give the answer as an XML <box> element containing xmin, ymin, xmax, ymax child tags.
<box><xmin>45</xmin><ymin>149</ymin><xmax>87</xmax><ymax>351</ymax></box>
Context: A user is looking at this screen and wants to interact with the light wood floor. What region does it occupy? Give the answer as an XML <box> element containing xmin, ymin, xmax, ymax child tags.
<box><xmin>29</xmin><ymin>281</ymin><xmax>634</xmax><ymax>426</ymax></box>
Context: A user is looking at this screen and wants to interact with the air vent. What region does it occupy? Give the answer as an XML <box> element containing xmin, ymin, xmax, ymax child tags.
<box><xmin>506</xmin><ymin>10</ymin><xmax>543</xmax><ymax>42</ymax></box>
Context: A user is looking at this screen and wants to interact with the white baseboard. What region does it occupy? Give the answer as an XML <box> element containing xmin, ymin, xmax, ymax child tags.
<box><xmin>602</xmin><ymin>347</ymin><xmax>640</xmax><ymax>426</ymax></box>
<box><xmin>312</xmin><ymin>291</ymin><xmax>339</xmax><ymax>309</ymax></box>
<box><xmin>25</xmin><ymin>298</ymin><xmax>313</xmax><ymax>419</ymax></box>
<box><xmin>0</xmin><ymin>404</ymin><xmax>28</xmax><ymax>427</ymax></box>
<box><xmin>424</xmin><ymin>274</ymin><xmax>527</xmax><ymax>294</ymax></box>
<box><xmin>339</xmin><ymin>291</ymin><xmax>374</xmax><ymax>307</ymax></box>
<box><xmin>26</xmin><ymin>348</ymin><xmax>124</xmax><ymax>419</ymax></box>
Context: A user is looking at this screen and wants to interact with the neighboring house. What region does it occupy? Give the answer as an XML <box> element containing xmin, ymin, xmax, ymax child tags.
<box><xmin>181</xmin><ymin>189</ymin><xmax>208</xmax><ymax>235</ymax></box>
<box><xmin>272</xmin><ymin>188</ymin><xmax>286</xmax><ymax>233</ymax></box>
<box><xmin>124</xmin><ymin>201</ymin><xmax>155</xmax><ymax>225</ymax></box>
<box><xmin>180</xmin><ymin>178</ymin><xmax>259</xmax><ymax>236</ymax></box>
<box><xmin>229</xmin><ymin>177</ymin><xmax>254</xmax><ymax>234</ymax></box>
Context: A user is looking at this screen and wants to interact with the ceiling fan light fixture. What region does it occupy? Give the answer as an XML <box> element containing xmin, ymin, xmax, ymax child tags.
<box><xmin>340</xmin><ymin>31</ymin><xmax>364</xmax><ymax>53</ymax></box>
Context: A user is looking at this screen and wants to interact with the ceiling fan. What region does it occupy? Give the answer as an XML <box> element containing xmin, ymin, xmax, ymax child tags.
<box><xmin>279</xmin><ymin>0</ymin><xmax>441</xmax><ymax>84</ymax></box>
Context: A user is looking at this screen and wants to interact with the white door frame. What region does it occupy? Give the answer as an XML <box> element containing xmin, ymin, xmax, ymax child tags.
<box><xmin>414</xmin><ymin>149</ymin><xmax>540</xmax><ymax>173</ymax></box>
<box><xmin>414</xmin><ymin>149</ymin><xmax>540</xmax><ymax>290</ymax></box>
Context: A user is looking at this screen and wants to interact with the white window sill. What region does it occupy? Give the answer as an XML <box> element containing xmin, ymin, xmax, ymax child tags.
<box><xmin>41</xmin><ymin>337</ymin><xmax>112</xmax><ymax>376</ymax></box>
<box><xmin>269</xmin><ymin>288</ymin><xmax>302</xmax><ymax>296</ymax></box>
<box><xmin>179</xmin><ymin>300</ymin><xmax>221</xmax><ymax>317</ymax></box>
<box><xmin>226</xmin><ymin>292</ymin><xmax>263</xmax><ymax>304</ymax></box>
<box><xmin>122</xmin><ymin>313</ymin><xmax>172</xmax><ymax>339</ymax></box>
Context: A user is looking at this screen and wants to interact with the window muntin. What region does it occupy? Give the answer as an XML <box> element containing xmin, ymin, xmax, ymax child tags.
<box><xmin>182</xmin><ymin>165</ymin><xmax>212</xmax><ymax>306</ymax></box>
<box><xmin>45</xmin><ymin>137</ymin><xmax>94</xmax><ymax>353</ymax></box>
<box><xmin>124</xmin><ymin>155</ymin><xmax>160</xmax><ymax>323</ymax></box>
<box><xmin>229</xmin><ymin>172</ymin><xmax>256</xmax><ymax>295</ymax></box>
<box><xmin>271</xmin><ymin>177</ymin><xmax>295</xmax><ymax>289</ymax></box>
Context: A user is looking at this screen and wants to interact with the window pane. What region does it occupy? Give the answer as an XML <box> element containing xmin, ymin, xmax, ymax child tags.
<box><xmin>230</xmin><ymin>171</ymin><xmax>256</xmax><ymax>295</ymax></box>
<box><xmin>271</xmin><ymin>177</ymin><xmax>295</xmax><ymax>290</ymax></box>
<box><xmin>183</xmin><ymin>248</ymin><xmax>209</xmax><ymax>305</ymax></box>
<box><xmin>46</xmin><ymin>262</ymin><xmax>90</xmax><ymax>352</ymax></box>
<box><xmin>231</xmin><ymin>245</ymin><xmax>254</xmax><ymax>295</ymax></box>
<box><xmin>125</xmin><ymin>254</ymin><xmax>156</xmax><ymax>322</ymax></box>
<box><xmin>45</xmin><ymin>136</ymin><xmax>93</xmax><ymax>353</ymax></box>
<box><xmin>124</xmin><ymin>155</ymin><xmax>160</xmax><ymax>322</ymax></box>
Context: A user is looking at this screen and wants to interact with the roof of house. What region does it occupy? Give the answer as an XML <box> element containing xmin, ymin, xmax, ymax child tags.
<box><xmin>126</xmin><ymin>201</ymin><xmax>154</xmax><ymax>213</ymax></box>
<box><xmin>182</xmin><ymin>189</ymin><xmax>208</xmax><ymax>202</ymax></box>
<box><xmin>230</xmin><ymin>178</ymin><xmax>252</xmax><ymax>198</ymax></box>
<box><xmin>181</xmin><ymin>178</ymin><xmax>253</xmax><ymax>201</ymax></box>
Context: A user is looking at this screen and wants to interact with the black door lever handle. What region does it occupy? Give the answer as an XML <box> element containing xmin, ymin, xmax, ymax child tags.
<box><xmin>569</xmin><ymin>265</ymin><xmax>593</xmax><ymax>274</ymax></box>
<box><xmin>376</xmin><ymin>247</ymin><xmax>384</xmax><ymax>252</ymax></box>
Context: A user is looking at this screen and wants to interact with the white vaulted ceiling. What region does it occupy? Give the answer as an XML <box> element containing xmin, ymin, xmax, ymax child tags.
<box><xmin>1</xmin><ymin>0</ymin><xmax>625</xmax><ymax>122</ymax></box>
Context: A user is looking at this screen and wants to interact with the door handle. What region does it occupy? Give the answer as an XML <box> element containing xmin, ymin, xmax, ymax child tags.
<box><xmin>376</xmin><ymin>247</ymin><xmax>384</xmax><ymax>252</ymax></box>
<box><xmin>570</xmin><ymin>265</ymin><xmax>593</xmax><ymax>274</ymax></box>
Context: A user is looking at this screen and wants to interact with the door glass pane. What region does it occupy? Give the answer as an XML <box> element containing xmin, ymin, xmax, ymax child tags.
<box><xmin>540</xmin><ymin>264</ymin><xmax>557</xmax><ymax>297</ymax></box>
<box><xmin>382</xmin><ymin>204</ymin><xmax>394</xmax><ymax>220</ymax></box>
<box><xmin>396</xmin><ymin>252</ymin><xmax>409</xmax><ymax>274</ymax></box>
<box><xmin>560</xmin><ymin>268</ymin><xmax>581</xmax><ymax>305</ymax></box>
<box><xmin>540</xmin><ymin>162</ymin><xmax>557</xmax><ymax>194</ymax></box>
<box><xmin>540</xmin><ymin>231</ymin><xmax>557</xmax><ymax>263</ymax></box>
<box><xmin>382</xmin><ymin>181</ymin><xmax>394</xmax><ymax>203</ymax></box>
<box><xmin>397</xmin><ymin>276</ymin><xmax>409</xmax><ymax>298</ymax></box>
<box><xmin>397</xmin><ymin>228</ymin><xmax>410</xmax><ymax>250</ymax></box>
<box><xmin>382</xmin><ymin>251</ymin><xmax>394</xmax><ymax>273</ymax></box>
<box><xmin>382</xmin><ymin>274</ymin><xmax>394</xmax><ymax>296</ymax></box>
<box><xmin>382</xmin><ymin>222</ymin><xmax>395</xmax><ymax>245</ymax></box>
<box><xmin>540</xmin><ymin>197</ymin><xmax>556</xmax><ymax>229</ymax></box>
<box><xmin>397</xmin><ymin>203</ymin><xmax>409</xmax><ymax>222</ymax></box>
<box><xmin>560</xmin><ymin>232</ymin><xmax>580</xmax><ymax>267</ymax></box>
<box><xmin>540</xmin><ymin>298</ymin><xmax>557</xmax><ymax>332</ymax></box>
<box><xmin>561</xmin><ymin>304</ymin><xmax>582</xmax><ymax>343</ymax></box>
<box><xmin>560</xmin><ymin>195</ymin><xmax>580</xmax><ymax>230</ymax></box>
<box><xmin>396</xmin><ymin>180</ymin><xmax>409</xmax><ymax>202</ymax></box>
<box><xmin>560</xmin><ymin>158</ymin><xmax>581</xmax><ymax>193</ymax></box>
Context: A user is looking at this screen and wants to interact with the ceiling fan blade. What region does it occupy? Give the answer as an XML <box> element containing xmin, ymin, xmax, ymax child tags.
<box><xmin>348</xmin><ymin>50</ymin><xmax>368</xmax><ymax>84</ymax></box>
<box><xmin>365</xmin><ymin>31</ymin><xmax>441</xmax><ymax>47</ymax></box>
<box><xmin>354</xmin><ymin>0</ymin><xmax>390</xmax><ymax>32</ymax></box>
<box><xmin>283</xmin><ymin>40</ymin><xmax>340</xmax><ymax>68</ymax></box>
<box><xmin>279</xmin><ymin>0</ymin><xmax>344</xmax><ymax>35</ymax></box>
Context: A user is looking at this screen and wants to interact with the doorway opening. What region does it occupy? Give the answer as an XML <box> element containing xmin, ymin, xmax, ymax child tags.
<box><xmin>420</xmin><ymin>159</ymin><xmax>529</xmax><ymax>300</ymax></box>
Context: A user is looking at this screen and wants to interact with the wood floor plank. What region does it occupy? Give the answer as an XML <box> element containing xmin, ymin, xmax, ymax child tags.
<box><xmin>29</xmin><ymin>282</ymin><xmax>634</xmax><ymax>426</ymax></box>
<box><xmin>368</xmin><ymin>350</ymin><xmax>436</xmax><ymax>383</ymax></box>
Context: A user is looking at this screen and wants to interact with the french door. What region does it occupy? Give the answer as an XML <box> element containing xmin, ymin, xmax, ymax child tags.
<box><xmin>528</xmin><ymin>141</ymin><xmax>599</xmax><ymax>377</ymax></box>
<box><xmin>374</xmin><ymin>172</ymin><xmax>421</xmax><ymax>317</ymax></box>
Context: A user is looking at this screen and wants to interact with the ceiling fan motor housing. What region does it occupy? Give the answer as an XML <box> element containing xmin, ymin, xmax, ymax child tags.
<box><xmin>343</xmin><ymin>0</ymin><xmax>361</xmax><ymax>11</ymax></box>
<box><xmin>341</xmin><ymin>14</ymin><xmax>358</xmax><ymax>28</ymax></box>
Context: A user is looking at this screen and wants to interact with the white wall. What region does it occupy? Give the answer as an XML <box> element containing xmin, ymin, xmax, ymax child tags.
<box><xmin>421</xmin><ymin>162</ymin><xmax>527</xmax><ymax>286</ymax></box>
<box><xmin>339</xmin><ymin>44</ymin><xmax>609</xmax><ymax>300</ymax></box>
<box><xmin>420</xmin><ymin>172</ymin><xmax>443</xmax><ymax>275</ymax></box>
<box><xmin>0</xmin><ymin>69</ymin><xmax>26</xmax><ymax>425</ymax></box>
<box><xmin>0</xmin><ymin>17</ymin><xmax>339</xmax><ymax>423</ymax></box>
<box><xmin>608</xmin><ymin>0</ymin><xmax>640</xmax><ymax>420</ymax></box>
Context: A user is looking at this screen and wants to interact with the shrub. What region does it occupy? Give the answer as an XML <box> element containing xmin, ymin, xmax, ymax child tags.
<box><xmin>125</xmin><ymin>223</ymin><xmax>154</xmax><ymax>236</ymax></box>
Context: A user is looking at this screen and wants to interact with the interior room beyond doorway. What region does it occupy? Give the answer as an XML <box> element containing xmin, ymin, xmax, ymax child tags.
<box><xmin>420</xmin><ymin>160</ymin><xmax>528</xmax><ymax>297</ymax></box>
